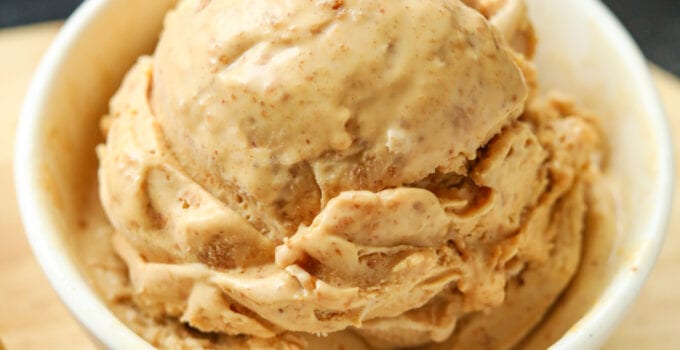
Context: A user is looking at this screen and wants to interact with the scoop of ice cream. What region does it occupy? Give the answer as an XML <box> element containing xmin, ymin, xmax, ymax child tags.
<box><xmin>148</xmin><ymin>0</ymin><xmax>529</xmax><ymax>242</ymax></box>
<box><xmin>96</xmin><ymin>0</ymin><xmax>606</xmax><ymax>348</ymax></box>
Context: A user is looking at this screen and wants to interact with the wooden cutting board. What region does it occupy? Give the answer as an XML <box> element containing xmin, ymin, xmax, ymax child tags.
<box><xmin>0</xmin><ymin>22</ymin><xmax>678</xmax><ymax>350</ymax></box>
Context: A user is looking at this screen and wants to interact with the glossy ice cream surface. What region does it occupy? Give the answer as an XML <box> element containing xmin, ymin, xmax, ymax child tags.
<box><xmin>90</xmin><ymin>0</ymin><xmax>608</xmax><ymax>348</ymax></box>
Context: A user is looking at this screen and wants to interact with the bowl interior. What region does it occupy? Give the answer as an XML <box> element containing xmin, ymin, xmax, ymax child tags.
<box><xmin>526</xmin><ymin>0</ymin><xmax>672</xmax><ymax>348</ymax></box>
<box><xmin>16</xmin><ymin>1</ymin><xmax>177</xmax><ymax>348</ymax></box>
<box><xmin>16</xmin><ymin>0</ymin><xmax>672</xmax><ymax>349</ymax></box>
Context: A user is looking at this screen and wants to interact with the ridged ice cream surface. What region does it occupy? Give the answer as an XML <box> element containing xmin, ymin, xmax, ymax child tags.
<box><xmin>92</xmin><ymin>0</ymin><xmax>607</xmax><ymax>348</ymax></box>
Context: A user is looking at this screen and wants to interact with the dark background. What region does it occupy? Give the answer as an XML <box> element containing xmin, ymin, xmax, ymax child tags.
<box><xmin>0</xmin><ymin>0</ymin><xmax>678</xmax><ymax>75</ymax></box>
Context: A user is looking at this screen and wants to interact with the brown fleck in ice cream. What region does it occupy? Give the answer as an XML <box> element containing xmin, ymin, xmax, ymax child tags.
<box><xmin>86</xmin><ymin>0</ymin><xmax>608</xmax><ymax>348</ymax></box>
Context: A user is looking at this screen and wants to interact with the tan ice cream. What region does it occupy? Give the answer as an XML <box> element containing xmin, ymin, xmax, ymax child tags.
<box><xmin>90</xmin><ymin>0</ymin><xmax>608</xmax><ymax>348</ymax></box>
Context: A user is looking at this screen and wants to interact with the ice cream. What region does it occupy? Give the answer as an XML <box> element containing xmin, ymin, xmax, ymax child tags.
<box><xmin>90</xmin><ymin>0</ymin><xmax>608</xmax><ymax>348</ymax></box>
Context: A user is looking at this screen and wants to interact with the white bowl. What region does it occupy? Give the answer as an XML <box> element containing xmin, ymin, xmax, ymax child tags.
<box><xmin>15</xmin><ymin>0</ymin><xmax>673</xmax><ymax>349</ymax></box>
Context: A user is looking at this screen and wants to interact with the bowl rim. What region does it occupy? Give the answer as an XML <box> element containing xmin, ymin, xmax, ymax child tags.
<box><xmin>14</xmin><ymin>0</ymin><xmax>673</xmax><ymax>349</ymax></box>
<box><xmin>14</xmin><ymin>0</ymin><xmax>155</xmax><ymax>348</ymax></box>
<box><xmin>545</xmin><ymin>0</ymin><xmax>674</xmax><ymax>348</ymax></box>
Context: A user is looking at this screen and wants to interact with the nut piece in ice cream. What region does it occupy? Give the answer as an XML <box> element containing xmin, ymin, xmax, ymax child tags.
<box><xmin>90</xmin><ymin>0</ymin><xmax>608</xmax><ymax>348</ymax></box>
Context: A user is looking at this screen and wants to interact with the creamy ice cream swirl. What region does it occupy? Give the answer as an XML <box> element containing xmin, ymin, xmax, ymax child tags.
<box><xmin>97</xmin><ymin>0</ymin><xmax>604</xmax><ymax>348</ymax></box>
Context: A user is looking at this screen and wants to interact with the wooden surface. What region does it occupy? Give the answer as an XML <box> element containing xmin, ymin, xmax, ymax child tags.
<box><xmin>0</xmin><ymin>22</ymin><xmax>679</xmax><ymax>350</ymax></box>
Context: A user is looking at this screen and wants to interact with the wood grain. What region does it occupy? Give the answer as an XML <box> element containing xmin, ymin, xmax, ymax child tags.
<box><xmin>0</xmin><ymin>22</ymin><xmax>678</xmax><ymax>350</ymax></box>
